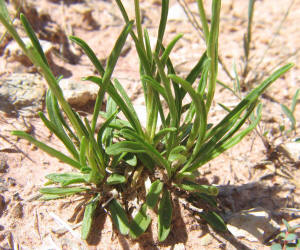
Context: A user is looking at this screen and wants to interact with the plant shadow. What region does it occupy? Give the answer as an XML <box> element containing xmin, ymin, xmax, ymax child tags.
<box><xmin>86</xmin><ymin>209</ymin><xmax>107</xmax><ymax>245</ymax></box>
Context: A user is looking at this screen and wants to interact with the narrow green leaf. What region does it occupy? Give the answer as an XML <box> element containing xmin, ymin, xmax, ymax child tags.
<box><xmin>144</xmin><ymin>28</ymin><xmax>153</xmax><ymax>63</ymax></box>
<box><xmin>206</xmin><ymin>0</ymin><xmax>221</xmax><ymax>111</ymax></box>
<box><xmin>20</xmin><ymin>14</ymin><xmax>49</xmax><ymax>67</ymax></box>
<box><xmin>184</xmin><ymin>103</ymin><xmax>261</xmax><ymax>174</ymax></box>
<box><xmin>154</xmin><ymin>0</ymin><xmax>169</xmax><ymax>55</ymax></box>
<box><xmin>281</xmin><ymin>104</ymin><xmax>296</xmax><ymax>130</ymax></box>
<box><xmin>271</xmin><ymin>243</ymin><xmax>283</xmax><ymax>250</ymax></box>
<box><xmin>46</xmin><ymin>89</ymin><xmax>79</xmax><ymax>146</ymax></box>
<box><xmin>146</xmin><ymin>180</ymin><xmax>163</xmax><ymax>209</ymax></box>
<box><xmin>158</xmin><ymin>189</ymin><xmax>172</xmax><ymax>242</ymax></box>
<box><xmin>79</xmin><ymin>136</ymin><xmax>88</xmax><ymax>168</ymax></box>
<box><xmin>175</xmin><ymin>180</ymin><xmax>219</xmax><ymax>196</ymax></box>
<box><xmin>12</xmin><ymin>131</ymin><xmax>82</xmax><ymax>170</ymax></box>
<box><xmin>115</xmin><ymin>128</ymin><xmax>171</xmax><ymax>177</ymax></box>
<box><xmin>169</xmin><ymin>74</ymin><xmax>207</xmax><ymax>146</ymax></box>
<box><xmin>161</xmin><ymin>34</ymin><xmax>183</xmax><ymax>66</ymax></box>
<box><xmin>0</xmin><ymin>0</ymin><xmax>11</xmax><ymax>23</ymax></box>
<box><xmin>107</xmin><ymin>174</ymin><xmax>126</xmax><ymax>185</ymax></box>
<box><xmin>106</xmin><ymin>141</ymin><xmax>146</xmax><ymax>155</ymax></box>
<box><xmin>197</xmin><ymin>0</ymin><xmax>209</xmax><ymax>42</ymax></box>
<box><xmin>109</xmin><ymin>199</ymin><xmax>130</xmax><ymax>235</ymax></box>
<box><xmin>291</xmin><ymin>89</ymin><xmax>300</xmax><ymax>113</ymax></box>
<box><xmin>91</xmin><ymin>21</ymin><xmax>133</xmax><ymax>132</ymax></box>
<box><xmin>199</xmin><ymin>211</ymin><xmax>227</xmax><ymax>232</ymax></box>
<box><xmin>40</xmin><ymin>186</ymin><xmax>88</xmax><ymax>195</ymax></box>
<box><xmin>142</xmin><ymin>75</ymin><xmax>168</xmax><ymax>100</ymax></box>
<box><xmin>40</xmin><ymin>194</ymin><xmax>64</xmax><ymax>200</ymax></box>
<box><xmin>123</xmin><ymin>153</ymin><xmax>137</xmax><ymax>166</ymax></box>
<box><xmin>283</xmin><ymin>219</ymin><xmax>291</xmax><ymax>231</ymax></box>
<box><xmin>113</xmin><ymin>79</ymin><xmax>143</xmax><ymax>132</ymax></box>
<box><xmin>205</xmin><ymin>64</ymin><xmax>293</xmax><ymax>143</ymax></box>
<box><xmin>85</xmin><ymin>76</ymin><xmax>143</xmax><ymax>135</ymax></box>
<box><xmin>192</xmin><ymin>193</ymin><xmax>217</xmax><ymax>208</ymax></box>
<box><xmin>45</xmin><ymin>173</ymin><xmax>88</xmax><ymax>186</ymax></box>
<box><xmin>153</xmin><ymin>127</ymin><xmax>177</xmax><ymax>145</ymax></box>
<box><xmin>38</xmin><ymin>111</ymin><xmax>79</xmax><ymax>160</ymax></box>
<box><xmin>69</xmin><ymin>36</ymin><xmax>105</xmax><ymax>76</ymax></box>
<box><xmin>285</xmin><ymin>233</ymin><xmax>297</xmax><ymax>241</ymax></box>
<box><xmin>129</xmin><ymin>204</ymin><xmax>151</xmax><ymax>239</ymax></box>
<box><xmin>81</xmin><ymin>195</ymin><xmax>99</xmax><ymax>240</ymax></box>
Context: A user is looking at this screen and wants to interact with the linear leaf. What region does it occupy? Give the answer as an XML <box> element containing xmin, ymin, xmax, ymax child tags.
<box><xmin>107</xmin><ymin>174</ymin><xmax>126</xmax><ymax>185</ymax></box>
<box><xmin>154</xmin><ymin>0</ymin><xmax>169</xmax><ymax>55</ymax></box>
<box><xmin>158</xmin><ymin>189</ymin><xmax>172</xmax><ymax>242</ymax></box>
<box><xmin>205</xmin><ymin>63</ymin><xmax>293</xmax><ymax>143</ymax></box>
<box><xmin>281</xmin><ymin>104</ymin><xmax>296</xmax><ymax>130</ymax></box>
<box><xmin>129</xmin><ymin>204</ymin><xmax>151</xmax><ymax>239</ymax></box>
<box><xmin>169</xmin><ymin>74</ymin><xmax>207</xmax><ymax>146</ymax></box>
<box><xmin>81</xmin><ymin>195</ymin><xmax>99</xmax><ymax>240</ymax></box>
<box><xmin>153</xmin><ymin>127</ymin><xmax>177</xmax><ymax>145</ymax></box>
<box><xmin>161</xmin><ymin>34</ymin><xmax>183</xmax><ymax>66</ymax></box>
<box><xmin>91</xmin><ymin>21</ymin><xmax>133</xmax><ymax>132</ymax></box>
<box><xmin>199</xmin><ymin>211</ymin><xmax>227</xmax><ymax>232</ymax></box>
<box><xmin>39</xmin><ymin>111</ymin><xmax>79</xmax><ymax>160</ymax></box>
<box><xmin>117</xmin><ymin>128</ymin><xmax>171</xmax><ymax>177</ymax></box>
<box><xmin>69</xmin><ymin>36</ymin><xmax>105</xmax><ymax>75</ymax></box>
<box><xmin>12</xmin><ymin>131</ymin><xmax>82</xmax><ymax>170</ymax></box>
<box><xmin>106</xmin><ymin>141</ymin><xmax>146</xmax><ymax>155</ymax></box>
<box><xmin>85</xmin><ymin>76</ymin><xmax>143</xmax><ymax>135</ymax></box>
<box><xmin>291</xmin><ymin>89</ymin><xmax>300</xmax><ymax>113</ymax></box>
<box><xmin>184</xmin><ymin>103</ymin><xmax>262</xmax><ymax>173</ymax></box>
<box><xmin>40</xmin><ymin>186</ymin><xmax>88</xmax><ymax>195</ymax></box>
<box><xmin>0</xmin><ymin>0</ymin><xmax>11</xmax><ymax>23</ymax></box>
<box><xmin>45</xmin><ymin>173</ymin><xmax>88</xmax><ymax>186</ymax></box>
<box><xmin>142</xmin><ymin>75</ymin><xmax>168</xmax><ymax>100</ymax></box>
<box><xmin>109</xmin><ymin>199</ymin><xmax>130</xmax><ymax>235</ymax></box>
<box><xmin>20</xmin><ymin>14</ymin><xmax>49</xmax><ymax>67</ymax></box>
<box><xmin>146</xmin><ymin>180</ymin><xmax>163</xmax><ymax>209</ymax></box>
<box><xmin>175</xmin><ymin>180</ymin><xmax>219</xmax><ymax>196</ymax></box>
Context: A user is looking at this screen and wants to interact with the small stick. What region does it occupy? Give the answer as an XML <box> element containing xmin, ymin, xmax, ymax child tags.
<box><xmin>49</xmin><ymin>212</ymin><xmax>81</xmax><ymax>239</ymax></box>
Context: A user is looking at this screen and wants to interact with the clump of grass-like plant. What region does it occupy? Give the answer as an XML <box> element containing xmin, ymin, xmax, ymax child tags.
<box><xmin>0</xmin><ymin>0</ymin><xmax>293</xmax><ymax>241</ymax></box>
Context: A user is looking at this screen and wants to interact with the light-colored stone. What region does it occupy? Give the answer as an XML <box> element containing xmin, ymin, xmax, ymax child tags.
<box><xmin>173</xmin><ymin>243</ymin><xmax>185</xmax><ymax>250</ymax></box>
<box><xmin>0</xmin><ymin>73</ymin><xmax>46</xmax><ymax>116</ymax></box>
<box><xmin>59</xmin><ymin>79</ymin><xmax>99</xmax><ymax>107</ymax></box>
<box><xmin>280</xmin><ymin>142</ymin><xmax>300</xmax><ymax>162</ymax></box>
<box><xmin>4</xmin><ymin>38</ymin><xmax>53</xmax><ymax>66</ymax></box>
<box><xmin>168</xmin><ymin>3</ymin><xmax>188</xmax><ymax>21</ymax></box>
<box><xmin>227</xmin><ymin>207</ymin><xmax>280</xmax><ymax>243</ymax></box>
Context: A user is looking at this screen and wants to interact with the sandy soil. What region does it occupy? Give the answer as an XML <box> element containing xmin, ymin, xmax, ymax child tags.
<box><xmin>0</xmin><ymin>0</ymin><xmax>299</xmax><ymax>249</ymax></box>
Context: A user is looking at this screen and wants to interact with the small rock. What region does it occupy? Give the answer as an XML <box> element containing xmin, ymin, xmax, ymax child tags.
<box><xmin>12</xmin><ymin>193</ymin><xmax>22</xmax><ymax>201</ymax></box>
<box><xmin>199</xmin><ymin>234</ymin><xmax>214</xmax><ymax>246</ymax></box>
<box><xmin>0</xmin><ymin>186</ymin><xmax>8</xmax><ymax>192</ymax></box>
<box><xmin>11</xmin><ymin>202</ymin><xmax>24</xmax><ymax>219</ymax></box>
<box><xmin>173</xmin><ymin>243</ymin><xmax>185</xmax><ymax>250</ymax></box>
<box><xmin>227</xmin><ymin>207</ymin><xmax>280</xmax><ymax>243</ymax></box>
<box><xmin>168</xmin><ymin>3</ymin><xmax>188</xmax><ymax>21</ymax></box>
<box><xmin>0</xmin><ymin>155</ymin><xmax>8</xmax><ymax>173</ymax></box>
<box><xmin>279</xmin><ymin>142</ymin><xmax>300</xmax><ymax>162</ymax></box>
<box><xmin>7</xmin><ymin>177</ymin><xmax>16</xmax><ymax>187</ymax></box>
<box><xmin>59</xmin><ymin>79</ymin><xmax>99</xmax><ymax>107</ymax></box>
<box><xmin>4</xmin><ymin>38</ymin><xmax>53</xmax><ymax>66</ymax></box>
<box><xmin>0</xmin><ymin>195</ymin><xmax>5</xmax><ymax>215</ymax></box>
<box><xmin>0</xmin><ymin>73</ymin><xmax>46</xmax><ymax>116</ymax></box>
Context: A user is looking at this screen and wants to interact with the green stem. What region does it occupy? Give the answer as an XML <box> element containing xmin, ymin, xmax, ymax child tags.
<box><xmin>206</xmin><ymin>0</ymin><xmax>221</xmax><ymax>112</ymax></box>
<box><xmin>197</xmin><ymin>0</ymin><xmax>210</xmax><ymax>43</ymax></box>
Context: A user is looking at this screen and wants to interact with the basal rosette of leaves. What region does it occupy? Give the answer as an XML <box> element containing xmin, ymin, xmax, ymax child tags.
<box><xmin>0</xmin><ymin>0</ymin><xmax>293</xmax><ymax>241</ymax></box>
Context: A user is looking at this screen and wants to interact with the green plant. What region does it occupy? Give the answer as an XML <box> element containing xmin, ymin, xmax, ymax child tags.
<box><xmin>0</xmin><ymin>0</ymin><xmax>293</xmax><ymax>242</ymax></box>
<box><xmin>271</xmin><ymin>219</ymin><xmax>300</xmax><ymax>250</ymax></box>
<box><xmin>280</xmin><ymin>89</ymin><xmax>300</xmax><ymax>133</ymax></box>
